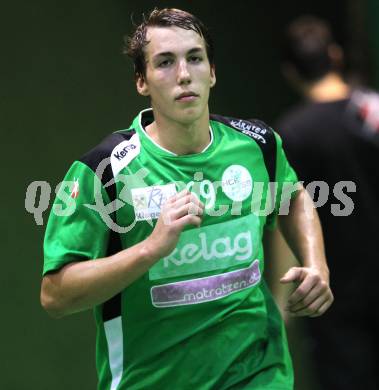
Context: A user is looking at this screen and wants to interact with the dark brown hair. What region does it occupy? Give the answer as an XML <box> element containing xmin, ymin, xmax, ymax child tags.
<box><xmin>124</xmin><ymin>8</ymin><xmax>214</xmax><ymax>80</ymax></box>
<box><xmin>283</xmin><ymin>15</ymin><xmax>335</xmax><ymax>81</ymax></box>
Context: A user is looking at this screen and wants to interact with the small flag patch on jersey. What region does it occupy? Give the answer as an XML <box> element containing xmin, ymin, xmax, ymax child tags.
<box><xmin>70</xmin><ymin>178</ymin><xmax>80</xmax><ymax>199</ymax></box>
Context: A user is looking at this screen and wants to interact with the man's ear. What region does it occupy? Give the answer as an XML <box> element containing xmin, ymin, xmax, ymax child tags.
<box><xmin>210</xmin><ymin>65</ymin><xmax>216</xmax><ymax>88</ymax></box>
<box><xmin>136</xmin><ymin>75</ymin><xmax>150</xmax><ymax>96</ymax></box>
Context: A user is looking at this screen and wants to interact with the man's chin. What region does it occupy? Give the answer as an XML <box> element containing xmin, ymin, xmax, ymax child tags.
<box><xmin>176</xmin><ymin>106</ymin><xmax>206</xmax><ymax>124</ymax></box>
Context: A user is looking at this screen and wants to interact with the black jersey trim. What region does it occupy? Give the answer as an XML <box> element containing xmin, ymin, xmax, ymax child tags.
<box><xmin>102</xmin><ymin>228</ymin><xmax>123</xmax><ymax>322</ymax></box>
<box><xmin>80</xmin><ymin>130</ymin><xmax>136</xmax><ymax>198</ymax></box>
<box><xmin>210</xmin><ymin>114</ymin><xmax>277</xmax><ymax>182</ymax></box>
<box><xmin>80</xmin><ymin>130</ymin><xmax>136</xmax><ymax>322</ymax></box>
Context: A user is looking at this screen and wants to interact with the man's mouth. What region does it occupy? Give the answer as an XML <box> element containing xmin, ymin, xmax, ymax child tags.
<box><xmin>175</xmin><ymin>92</ymin><xmax>199</xmax><ymax>102</ymax></box>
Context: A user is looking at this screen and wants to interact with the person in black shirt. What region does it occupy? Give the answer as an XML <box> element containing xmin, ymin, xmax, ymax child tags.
<box><xmin>276</xmin><ymin>15</ymin><xmax>379</xmax><ymax>390</ymax></box>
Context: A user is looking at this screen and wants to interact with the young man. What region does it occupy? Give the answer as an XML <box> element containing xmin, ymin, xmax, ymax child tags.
<box><xmin>276</xmin><ymin>15</ymin><xmax>379</xmax><ymax>390</ymax></box>
<box><xmin>41</xmin><ymin>9</ymin><xmax>333</xmax><ymax>389</ymax></box>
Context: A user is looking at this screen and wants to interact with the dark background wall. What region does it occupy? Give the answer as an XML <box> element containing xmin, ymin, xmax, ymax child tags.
<box><xmin>2</xmin><ymin>1</ymin><xmax>377</xmax><ymax>389</ymax></box>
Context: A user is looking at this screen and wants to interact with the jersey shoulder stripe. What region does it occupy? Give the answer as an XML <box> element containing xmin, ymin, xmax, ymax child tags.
<box><xmin>79</xmin><ymin>130</ymin><xmax>136</xmax><ymax>323</ymax></box>
<box><xmin>210</xmin><ymin>114</ymin><xmax>277</xmax><ymax>183</ymax></box>
<box><xmin>79</xmin><ymin>130</ymin><xmax>137</xmax><ymax>184</ymax></box>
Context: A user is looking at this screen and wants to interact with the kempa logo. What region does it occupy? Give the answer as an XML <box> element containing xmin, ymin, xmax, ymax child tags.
<box><xmin>163</xmin><ymin>230</ymin><xmax>252</xmax><ymax>267</ymax></box>
<box><xmin>113</xmin><ymin>144</ymin><xmax>137</xmax><ymax>161</ymax></box>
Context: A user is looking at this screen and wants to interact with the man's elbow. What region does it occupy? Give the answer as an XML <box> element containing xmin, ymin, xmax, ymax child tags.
<box><xmin>40</xmin><ymin>277</ymin><xmax>69</xmax><ymax>319</ymax></box>
<box><xmin>40</xmin><ymin>294</ymin><xmax>64</xmax><ymax>319</ymax></box>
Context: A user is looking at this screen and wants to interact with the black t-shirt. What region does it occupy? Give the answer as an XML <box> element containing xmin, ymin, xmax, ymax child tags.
<box><xmin>276</xmin><ymin>92</ymin><xmax>379</xmax><ymax>303</ymax></box>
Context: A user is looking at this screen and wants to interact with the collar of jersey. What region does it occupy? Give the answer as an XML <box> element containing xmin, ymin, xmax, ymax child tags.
<box><xmin>133</xmin><ymin>108</ymin><xmax>215</xmax><ymax>158</ymax></box>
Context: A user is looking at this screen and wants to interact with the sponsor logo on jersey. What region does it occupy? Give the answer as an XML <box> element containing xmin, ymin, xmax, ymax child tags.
<box><xmin>111</xmin><ymin>134</ymin><xmax>141</xmax><ymax>177</ymax></box>
<box><xmin>131</xmin><ymin>183</ymin><xmax>176</xmax><ymax>221</ymax></box>
<box><xmin>151</xmin><ymin>259</ymin><xmax>261</xmax><ymax>307</ymax></box>
<box><xmin>113</xmin><ymin>144</ymin><xmax>137</xmax><ymax>161</ymax></box>
<box><xmin>221</xmin><ymin>165</ymin><xmax>253</xmax><ymax>202</ymax></box>
<box><xmin>70</xmin><ymin>178</ymin><xmax>79</xmax><ymax>199</ymax></box>
<box><xmin>230</xmin><ymin>119</ymin><xmax>267</xmax><ymax>144</ymax></box>
<box><xmin>149</xmin><ymin>213</ymin><xmax>259</xmax><ymax>280</ymax></box>
<box><xmin>163</xmin><ymin>231</ymin><xmax>252</xmax><ymax>267</ymax></box>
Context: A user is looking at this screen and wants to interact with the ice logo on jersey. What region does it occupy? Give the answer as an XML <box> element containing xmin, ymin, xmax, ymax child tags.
<box><xmin>221</xmin><ymin>165</ymin><xmax>253</xmax><ymax>202</ymax></box>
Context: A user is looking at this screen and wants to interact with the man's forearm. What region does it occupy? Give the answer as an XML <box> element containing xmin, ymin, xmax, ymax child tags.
<box><xmin>279</xmin><ymin>187</ymin><xmax>329</xmax><ymax>277</ymax></box>
<box><xmin>41</xmin><ymin>190</ymin><xmax>204</xmax><ymax>318</ymax></box>
<box><xmin>40</xmin><ymin>240</ymin><xmax>158</xmax><ymax>318</ymax></box>
<box><xmin>277</xmin><ymin>186</ymin><xmax>333</xmax><ymax>317</ymax></box>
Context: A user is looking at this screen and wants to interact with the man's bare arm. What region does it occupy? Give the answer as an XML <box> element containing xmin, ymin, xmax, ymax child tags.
<box><xmin>278</xmin><ymin>186</ymin><xmax>334</xmax><ymax>317</ymax></box>
<box><xmin>41</xmin><ymin>190</ymin><xmax>203</xmax><ymax>318</ymax></box>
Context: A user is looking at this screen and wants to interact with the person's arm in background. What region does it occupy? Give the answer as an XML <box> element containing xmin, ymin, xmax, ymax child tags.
<box><xmin>274</xmin><ymin>185</ymin><xmax>333</xmax><ymax>317</ymax></box>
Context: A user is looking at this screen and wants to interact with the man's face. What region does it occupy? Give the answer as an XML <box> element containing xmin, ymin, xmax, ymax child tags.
<box><xmin>136</xmin><ymin>26</ymin><xmax>216</xmax><ymax>125</ymax></box>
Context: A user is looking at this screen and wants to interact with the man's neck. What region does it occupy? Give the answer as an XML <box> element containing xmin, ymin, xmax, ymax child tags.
<box><xmin>145</xmin><ymin>109</ymin><xmax>211</xmax><ymax>155</ymax></box>
<box><xmin>305</xmin><ymin>72</ymin><xmax>350</xmax><ymax>102</ymax></box>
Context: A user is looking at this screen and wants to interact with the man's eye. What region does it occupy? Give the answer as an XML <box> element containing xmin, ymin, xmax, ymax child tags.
<box><xmin>158</xmin><ymin>59</ymin><xmax>173</xmax><ymax>68</ymax></box>
<box><xmin>189</xmin><ymin>56</ymin><xmax>202</xmax><ymax>63</ymax></box>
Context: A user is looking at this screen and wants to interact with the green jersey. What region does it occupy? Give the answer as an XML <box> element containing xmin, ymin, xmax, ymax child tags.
<box><xmin>44</xmin><ymin>109</ymin><xmax>298</xmax><ymax>389</ymax></box>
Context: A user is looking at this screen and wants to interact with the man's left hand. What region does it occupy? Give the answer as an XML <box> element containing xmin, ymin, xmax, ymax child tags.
<box><xmin>280</xmin><ymin>266</ymin><xmax>334</xmax><ymax>317</ymax></box>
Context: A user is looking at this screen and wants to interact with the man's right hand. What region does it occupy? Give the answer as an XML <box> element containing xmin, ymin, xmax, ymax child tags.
<box><xmin>144</xmin><ymin>189</ymin><xmax>204</xmax><ymax>260</ymax></box>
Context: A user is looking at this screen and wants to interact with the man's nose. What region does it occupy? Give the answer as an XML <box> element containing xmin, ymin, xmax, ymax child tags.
<box><xmin>177</xmin><ymin>60</ymin><xmax>191</xmax><ymax>85</ymax></box>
